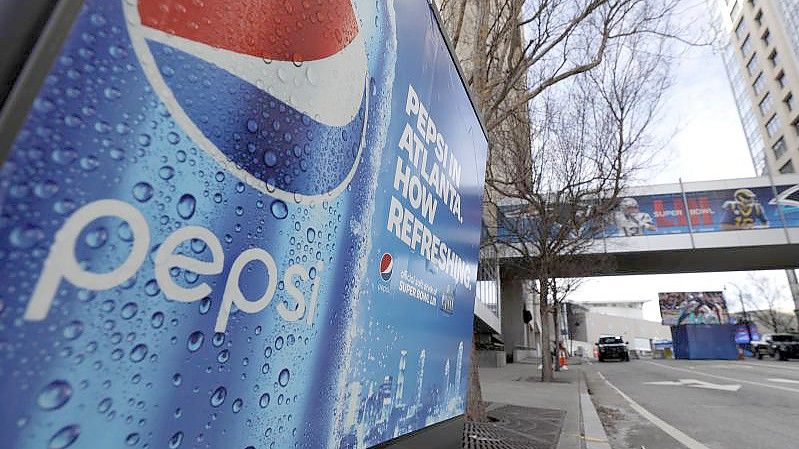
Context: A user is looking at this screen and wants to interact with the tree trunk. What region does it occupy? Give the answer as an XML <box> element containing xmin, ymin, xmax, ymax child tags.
<box><xmin>539</xmin><ymin>278</ymin><xmax>554</xmax><ymax>382</ymax></box>
<box><xmin>553</xmin><ymin>301</ymin><xmax>561</xmax><ymax>372</ymax></box>
<box><xmin>466</xmin><ymin>336</ymin><xmax>487</xmax><ymax>421</ymax></box>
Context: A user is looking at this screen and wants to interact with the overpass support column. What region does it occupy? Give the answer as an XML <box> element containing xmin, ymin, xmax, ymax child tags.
<box><xmin>786</xmin><ymin>269</ymin><xmax>799</xmax><ymax>329</ymax></box>
<box><xmin>500</xmin><ymin>277</ymin><xmax>537</xmax><ymax>362</ymax></box>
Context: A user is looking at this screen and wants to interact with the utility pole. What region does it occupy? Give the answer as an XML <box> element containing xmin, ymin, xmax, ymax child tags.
<box><xmin>786</xmin><ymin>269</ymin><xmax>799</xmax><ymax>330</ymax></box>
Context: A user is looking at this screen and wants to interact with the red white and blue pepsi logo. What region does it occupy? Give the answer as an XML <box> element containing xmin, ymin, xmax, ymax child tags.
<box><xmin>379</xmin><ymin>253</ymin><xmax>393</xmax><ymax>281</ymax></box>
<box><xmin>124</xmin><ymin>0</ymin><xmax>369</xmax><ymax>203</ymax></box>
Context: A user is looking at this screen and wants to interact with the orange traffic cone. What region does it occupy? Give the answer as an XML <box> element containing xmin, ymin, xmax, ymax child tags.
<box><xmin>559</xmin><ymin>348</ymin><xmax>568</xmax><ymax>370</ymax></box>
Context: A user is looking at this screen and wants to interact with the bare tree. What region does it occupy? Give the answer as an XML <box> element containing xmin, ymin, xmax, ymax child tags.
<box><xmin>434</xmin><ymin>0</ymin><xmax>684</xmax><ymax>412</ymax></box>
<box><xmin>735</xmin><ymin>275</ymin><xmax>798</xmax><ymax>334</ymax></box>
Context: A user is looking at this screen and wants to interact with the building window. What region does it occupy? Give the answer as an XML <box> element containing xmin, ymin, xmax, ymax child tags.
<box><xmin>754</xmin><ymin>10</ymin><xmax>763</xmax><ymax>26</ymax></box>
<box><xmin>773</xmin><ymin>137</ymin><xmax>787</xmax><ymax>158</ymax></box>
<box><xmin>785</xmin><ymin>93</ymin><xmax>795</xmax><ymax>111</ymax></box>
<box><xmin>766</xmin><ymin>115</ymin><xmax>779</xmax><ymax>137</ymax></box>
<box><xmin>735</xmin><ymin>18</ymin><xmax>746</xmax><ymax>40</ymax></box>
<box><xmin>746</xmin><ymin>54</ymin><xmax>759</xmax><ymax>76</ymax></box>
<box><xmin>780</xmin><ymin>160</ymin><xmax>795</xmax><ymax>174</ymax></box>
<box><xmin>777</xmin><ymin>71</ymin><xmax>786</xmax><ymax>88</ymax></box>
<box><xmin>759</xmin><ymin>93</ymin><xmax>773</xmax><ymax>116</ymax></box>
<box><xmin>752</xmin><ymin>73</ymin><xmax>765</xmax><ymax>95</ymax></box>
<box><xmin>730</xmin><ymin>1</ymin><xmax>741</xmax><ymax>19</ymax></box>
<box><xmin>740</xmin><ymin>35</ymin><xmax>753</xmax><ymax>55</ymax></box>
<box><xmin>768</xmin><ymin>50</ymin><xmax>780</xmax><ymax>67</ymax></box>
<box><xmin>762</xmin><ymin>29</ymin><xmax>771</xmax><ymax>46</ymax></box>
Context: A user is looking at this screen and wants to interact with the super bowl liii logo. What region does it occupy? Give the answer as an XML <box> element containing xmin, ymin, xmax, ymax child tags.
<box><xmin>440</xmin><ymin>286</ymin><xmax>455</xmax><ymax>314</ymax></box>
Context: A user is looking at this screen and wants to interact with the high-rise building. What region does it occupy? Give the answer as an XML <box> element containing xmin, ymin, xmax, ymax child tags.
<box><xmin>713</xmin><ymin>0</ymin><xmax>799</xmax><ymax>323</ymax></box>
<box><xmin>713</xmin><ymin>0</ymin><xmax>799</xmax><ymax>175</ymax></box>
<box><xmin>394</xmin><ymin>350</ymin><xmax>407</xmax><ymax>405</ymax></box>
<box><xmin>415</xmin><ymin>349</ymin><xmax>426</xmax><ymax>407</ymax></box>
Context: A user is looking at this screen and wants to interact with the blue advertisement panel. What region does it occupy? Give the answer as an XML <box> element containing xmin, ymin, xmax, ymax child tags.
<box><xmin>0</xmin><ymin>2</ymin><xmax>488</xmax><ymax>449</ymax></box>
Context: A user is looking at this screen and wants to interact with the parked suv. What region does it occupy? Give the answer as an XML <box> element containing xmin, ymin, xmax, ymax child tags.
<box><xmin>596</xmin><ymin>335</ymin><xmax>630</xmax><ymax>362</ymax></box>
<box><xmin>752</xmin><ymin>333</ymin><xmax>799</xmax><ymax>361</ymax></box>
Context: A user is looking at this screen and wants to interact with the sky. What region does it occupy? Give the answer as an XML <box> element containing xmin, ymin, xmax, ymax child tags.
<box><xmin>568</xmin><ymin>0</ymin><xmax>797</xmax><ymax>321</ymax></box>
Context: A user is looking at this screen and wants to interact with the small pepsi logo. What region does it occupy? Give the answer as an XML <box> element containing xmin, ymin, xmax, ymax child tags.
<box><xmin>379</xmin><ymin>253</ymin><xmax>393</xmax><ymax>281</ymax></box>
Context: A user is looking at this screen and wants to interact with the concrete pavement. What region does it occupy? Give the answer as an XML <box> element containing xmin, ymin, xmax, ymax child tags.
<box><xmin>479</xmin><ymin>359</ymin><xmax>611</xmax><ymax>449</ymax></box>
<box><xmin>584</xmin><ymin>358</ymin><xmax>799</xmax><ymax>449</ymax></box>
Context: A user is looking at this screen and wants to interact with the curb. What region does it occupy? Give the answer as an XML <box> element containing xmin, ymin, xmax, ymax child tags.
<box><xmin>577</xmin><ymin>371</ymin><xmax>612</xmax><ymax>449</ymax></box>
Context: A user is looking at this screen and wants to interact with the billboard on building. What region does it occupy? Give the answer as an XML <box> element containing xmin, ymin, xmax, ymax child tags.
<box><xmin>0</xmin><ymin>1</ymin><xmax>488</xmax><ymax>448</ymax></box>
<box><xmin>658</xmin><ymin>291</ymin><xmax>729</xmax><ymax>326</ymax></box>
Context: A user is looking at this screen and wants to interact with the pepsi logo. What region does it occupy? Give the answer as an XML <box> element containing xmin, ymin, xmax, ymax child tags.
<box><xmin>379</xmin><ymin>253</ymin><xmax>393</xmax><ymax>281</ymax></box>
<box><xmin>124</xmin><ymin>0</ymin><xmax>369</xmax><ymax>203</ymax></box>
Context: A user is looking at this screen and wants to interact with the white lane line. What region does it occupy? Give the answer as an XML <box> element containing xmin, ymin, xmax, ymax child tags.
<box><xmin>597</xmin><ymin>372</ymin><xmax>711</xmax><ymax>449</ymax></box>
<box><xmin>768</xmin><ymin>378</ymin><xmax>799</xmax><ymax>385</ymax></box>
<box><xmin>646</xmin><ymin>361</ymin><xmax>799</xmax><ymax>394</ymax></box>
<box><xmin>738</xmin><ymin>361</ymin><xmax>799</xmax><ymax>372</ymax></box>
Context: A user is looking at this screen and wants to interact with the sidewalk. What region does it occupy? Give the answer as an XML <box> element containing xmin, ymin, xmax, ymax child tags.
<box><xmin>478</xmin><ymin>358</ymin><xmax>611</xmax><ymax>449</ymax></box>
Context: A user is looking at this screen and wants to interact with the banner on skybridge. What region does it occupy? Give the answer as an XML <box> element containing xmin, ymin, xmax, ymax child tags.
<box><xmin>608</xmin><ymin>184</ymin><xmax>799</xmax><ymax>237</ymax></box>
<box><xmin>497</xmin><ymin>182</ymin><xmax>799</xmax><ymax>241</ymax></box>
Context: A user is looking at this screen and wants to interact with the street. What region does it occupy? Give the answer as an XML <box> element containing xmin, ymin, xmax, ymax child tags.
<box><xmin>584</xmin><ymin>358</ymin><xmax>799</xmax><ymax>449</ymax></box>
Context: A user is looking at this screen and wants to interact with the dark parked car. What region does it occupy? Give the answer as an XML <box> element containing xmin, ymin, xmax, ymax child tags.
<box><xmin>596</xmin><ymin>335</ymin><xmax>630</xmax><ymax>362</ymax></box>
<box><xmin>752</xmin><ymin>333</ymin><xmax>799</xmax><ymax>361</ymax></box>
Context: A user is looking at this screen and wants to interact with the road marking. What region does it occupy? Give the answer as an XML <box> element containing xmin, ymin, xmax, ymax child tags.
<box><xmin>597</xmin><ymin>372</ymin><xmax>711</xmax><ymax>449</ymax></box>
<box><xmin>643</xmin><ymin>378</ymin><xmax>741</xmax><ymax>392</ymax></box>
<box><xmin>768</xmin><ymin>378</ymin><xmax>799</xmax><ymax>385</ymax></box>
<box><xmin>646</xmin><ymin>361</ymin><xmax>799</xmax><ymax>394</ymax></box>
<box><xmin>738</xmin><ymin>361</ymin><xmax>799</xmax><ymax>372</ymax></box>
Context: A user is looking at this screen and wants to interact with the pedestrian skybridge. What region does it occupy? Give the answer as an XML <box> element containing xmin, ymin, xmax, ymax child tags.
<box><xmin>494</xmin><ymin>174</ymin><xmax>799</xmax><ymax>277</ymax></box>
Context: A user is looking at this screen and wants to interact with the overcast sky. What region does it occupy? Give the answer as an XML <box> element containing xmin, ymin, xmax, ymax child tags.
<box><xmin>568</xmin><ymin>0</ymin><xmax>795</xmax><ymax>321</ymax></box>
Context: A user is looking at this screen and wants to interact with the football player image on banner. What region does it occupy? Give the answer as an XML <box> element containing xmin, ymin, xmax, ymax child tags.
<box><xmin>719</xmin><ymin>188</ymin><xmax>768</xmax><ymax>230</ymax></box>
<box><xmin>613</xmin><ymin>197</ymin><xmax>657</xmax><ymax>236</ymax></box>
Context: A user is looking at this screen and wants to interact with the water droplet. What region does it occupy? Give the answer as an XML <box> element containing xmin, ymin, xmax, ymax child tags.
<box><xmin>246</xmin><ymin>119</ymin><xmax>259</xmax><ymax>133</ymax></box>
<box><xmin>151</xmin><ymin>312</ymin><xmax>165</xmax><ymax>328</ymax></box>
<box><xmin>306</xmin><ymin>228</ymin><xmax>316</xmax><ymax>243</ymax></box>
<box><xmin>80</xmin><ymin>155</ymin><xmax>99</xmax><ymax>171</ymax></box>
<box><xmin>199</xmin><ymin>297</ymin><xmax>212</xmax><ymax>314</ymax></box>
<box><xmin>168</xmin><ymin>431</ymin><xmax>184</xmax><ymax>449</ymax></box>
<box><xmin>210</xmin><ymin>386</ymin><xmax>226</xmax><ymax>407</ymax></box>
<box><xmin>172</xmin><ymin>373</ymin><xmax>182</xmax><ymax>386</ymax></box>
<box><xmin>261</xmin><ymin>363</ymin><xmax>270</xmax><ymax>374</ymax></box>
<box><xmin>62</xmin><ymin>321</ymin><xmax>84</xmax><ymax>340</ymax></box>
<box><xmin>212</xmin><ymin>332</ymin><xmax>225</xmax><ymax>347</ymax></box>
<box><xmin>215</xmin><ymin>171</ymin><xmax>225</xmax><ymax>182</ymax></box>
<box><xmin>187</xmin><ymin>331</ymin><xmax>204</xmax><ymax>352</ymax></box>
<box><xmin>144</xmin><ymin>279</ymin><xmax>160</xmax><ymax>296</ymax></box>
<box><xmin>264</xmin><ymin>346</ymin><xmax>272</xmax><ymax>358</ymax></box>
<box><xmin>34</xmin><ymin>180</ymin><xmax>59</xmax><ymax>199</ymax></box>
<box><xmin>9</xmin><ymin>224</ymin><xmax>44</xmax><ymax>249</ymax></box>
<box><xmin>263</xmin><ymin>151</ymin><xmax>277</xmax><ymax>167</ymax></box>
<box><xmin>259</xmin><ymin>392</ymin><xmax>270</xmax><ymax>408</ymax></box>
<box><xmin>37</xmin><ymin>380</ymin><xmax>73</xmax><ymax>410</ymax></box>
<box><xmin>117</xmin><ymin>222</ymin><xmax>133</xmax><ymax>241</ymax></box>
<box><xmin>121</xmin><ymin>302</ymin><xmax>138</xmax><ymax>319</ymax></box>
<box><xmin>217</xmin><ymin>349</ymin><xmax>229</xmax><ymax>363</ymax></box>
<box><xmin>130</xmin><ymin>344</ymin><xmax>148</xmax><ymax>362</ymax></box>
<box><xmin>275</xmin><ymin>336</ymin><xmax>284</xmax><ymax>350</ymax></box>
<box><xmin>97</xmin><ymin>397</ymin><xmax>112</xmax><ymax>413</ymax></box>
<box><xmin>278</xmin><ymin>368</ymin><xmax>290</xmax><ymax>387</ymax></box>
<box><xmin>232</xmin><ymin>398</ymin><xmax>243</xmax><ymax>413</ymax></box>
<box><xmin>49</xmin><ymin>425</ymin><xmax>80</xmax><ymax>449</ymax></box>
<box><xmin>159</xmin><ymin>165</ymin><xmax>175</xmax><ymax>180</ymax></box>
<box><xmin>132</xmin><ymin>182</ymin><xmax>154</xmax><ymax>202</ymax></box>
<box><xmin>85</xmin><ymin>227</ymin><xmax>108</xmax><ymax>248</ymax></box>
<box><xmin>137</xmin><ymin>134</ymin><xmax>151</xmax><ymax>147</ymax></box>
<box><xmin>270</xmin><ymin>200</ymin><xmax>288</xmax><ymax>219</ymax></box>
<box><xmin>167</xmin><ymin>132</ymin><xmax>181</xmax><ymax>144</ymax></box>
<box><xmin>177</xmin><ymin>194</ymin><xmax>196</xmax><ymax>219</ymax></box>
<box><xmin>125</xmin><ymin>433</ymin><xmax>140</xmax><ymax>446</ymax></box>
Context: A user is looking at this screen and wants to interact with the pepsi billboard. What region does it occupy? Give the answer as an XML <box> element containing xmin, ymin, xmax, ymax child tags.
<box><xmin>0</xmin><ymin>1</ymin><xmax>488</xmax><ymax>449</ymax></box>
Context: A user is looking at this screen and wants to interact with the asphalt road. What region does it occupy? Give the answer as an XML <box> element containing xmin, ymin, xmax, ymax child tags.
<box><xmin>583</xmin><ymin>357</ymin><xmax>799</xmax><ymax>449</ymax></box>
